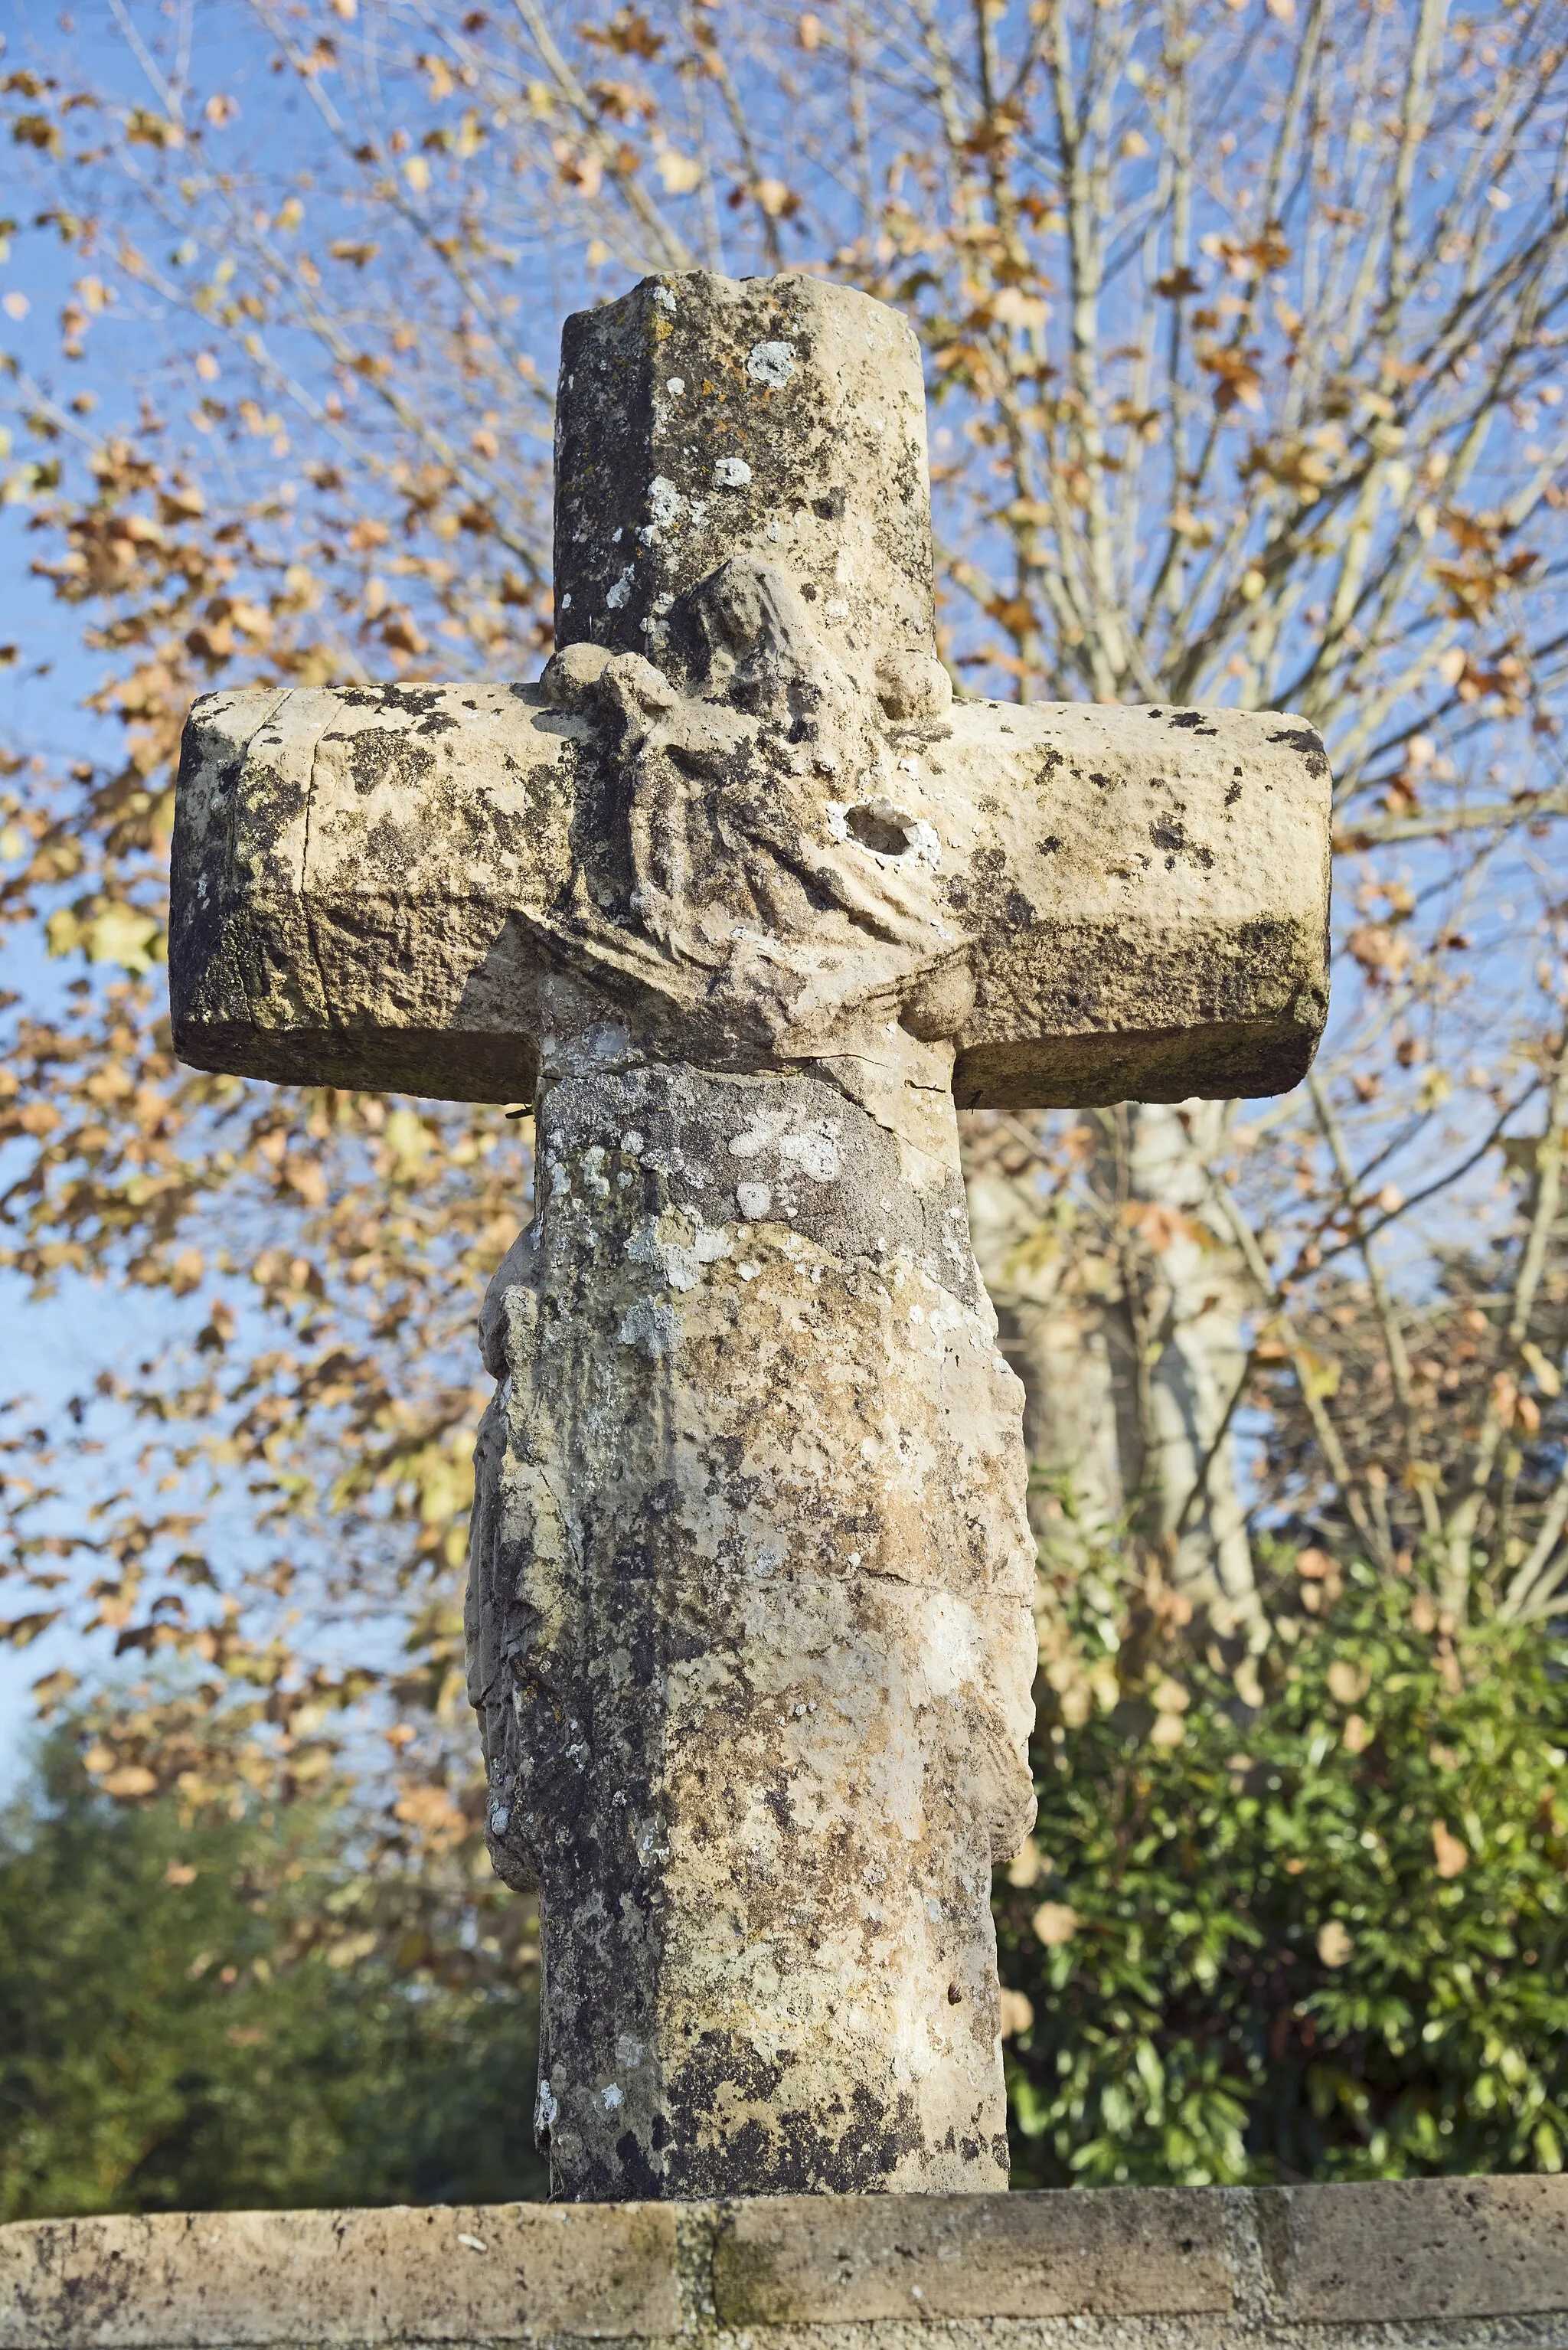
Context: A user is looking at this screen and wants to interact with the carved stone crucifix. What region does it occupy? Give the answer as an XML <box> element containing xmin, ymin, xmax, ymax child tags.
<box><xmin>171</xmin><ymin>271</ymin><xmax>1331</xmax><ymax>2201</ymax></box>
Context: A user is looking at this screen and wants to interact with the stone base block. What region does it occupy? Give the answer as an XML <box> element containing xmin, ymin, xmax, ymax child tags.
<box><xmin>5</xmin><ymin>2178</ymin><xmax>1567</xmax><ymax>2348</ymax></box>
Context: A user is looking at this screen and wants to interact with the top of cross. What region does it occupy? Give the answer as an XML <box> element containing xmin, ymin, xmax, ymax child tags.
<box><xmin>169</xmin><ymin>270</ymin><xmax>1331</xmax><ymax>1127</ymax></box>
<box><xmin>553</xmin><ymin>270</ymin><xmax>945</xmax><ymax>717</ymax></box>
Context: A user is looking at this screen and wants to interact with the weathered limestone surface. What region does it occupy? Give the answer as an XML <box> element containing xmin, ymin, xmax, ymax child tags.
<box><xmin>171</xmin><ymin>669</ymin><xmax>1330</xmax><ymax>1111</ymax></box>
<box><xmin>168</xmin><ymin>270</ymin><xmax>1334</xmax><ymax>2201</ymax></box>
<box><xmin>466</xmin><ymin>1061</ymin><xmax>1034</xmax><ymax>2194</ymax></box>
<box><xmin>552</xmin><ymin>272</ymin><xmax>938</xmax><ymax>709</ymax></box>
<box><xmin>172</xmin><ymin>275</ymin><xmax>1330</xmax><ymax>1119</ymax></box>
<box><xmin>6</xmin><ymin>2178</ymin><xmax>1567</xmax><ymax>2347</ymax></box>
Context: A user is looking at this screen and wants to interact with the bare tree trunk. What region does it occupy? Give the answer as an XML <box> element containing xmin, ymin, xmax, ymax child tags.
<box><xmin>965</xmin><ymin>1165</ymin><xmax>1126</xmax><ymax>1565</ymax></box>
<box><xmin>968</xmin><ymin>1103</ymin><xmax>1264</xmax><ymax>1646</ymax></box>
<box><xmin>1127</xmin><ymin>1103</ymin><xmax>1261</xmax><ymax>1643</ymax></box>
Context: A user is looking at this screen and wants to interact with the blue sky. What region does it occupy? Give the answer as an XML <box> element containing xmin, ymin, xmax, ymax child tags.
<box><xmin>2</xmin><ymin>0</ymin><xmax>1565</xmax><ymax>1786</ymax></box>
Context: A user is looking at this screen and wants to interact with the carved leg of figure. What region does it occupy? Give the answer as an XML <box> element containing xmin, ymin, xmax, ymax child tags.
<box><xmin>465</xmin><ymin>1063</ymin><xmax>1037</xmax><ymax>2198</ymax></box>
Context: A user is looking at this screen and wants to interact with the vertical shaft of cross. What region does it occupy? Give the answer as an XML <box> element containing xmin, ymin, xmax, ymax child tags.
<box><xmin>459</xmin><ymin>273</ymin><xmax>1041</xmax><ymax>2196</ymax></box>
<box><xmin>466</xmin><ymin>1044</ymin><xmax>1037</xmax><ymax>2197</ymax></box>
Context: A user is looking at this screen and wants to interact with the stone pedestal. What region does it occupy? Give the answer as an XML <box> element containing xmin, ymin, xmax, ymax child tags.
<box><xmin>6</xmin><ymin>2178</ymin><xmax>1567</xmax><ymax>2347</ymax></box>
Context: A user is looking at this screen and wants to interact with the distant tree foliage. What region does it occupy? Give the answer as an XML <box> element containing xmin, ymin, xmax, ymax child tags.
<box><xmin>8</xmin><ymin>1592</ymin><xmax>1565</xmax><ymax>2214</ymax></box>
<box><xmin>0</xmin><ymin>0</ymin><xmax>1565</xmax><ymax>2191</ymax></box>
<box><xmin>0</xmin><ymin>1734</ymin><xmax>547</xmax><ymax>2221</ymax></box>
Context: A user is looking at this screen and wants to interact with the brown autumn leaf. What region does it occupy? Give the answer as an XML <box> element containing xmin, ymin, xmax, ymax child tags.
<box><xmin>1432</xmin><ymin>1821</ymin><xmax>1469</xmax><ymax>1878</ymax></box>
<box><xmin>998</xmin><ymin>1988</ymin><xmax>1034</xmax><ymax>2037</ymax></box>
<box><xmin>1347</xmin><ymin>923</ymin><xmax>1412</xmax><ymax>982</ymax></box>
<box><xmin>1120</xmin><ymin>1200</ymin><xmax>1209</xmax><ymax>1253</ymax></box>
<box><xmin>1031</xmin><ymin>1901</ymin><xmax>1080</xmax><ymax>1946</ymax></box>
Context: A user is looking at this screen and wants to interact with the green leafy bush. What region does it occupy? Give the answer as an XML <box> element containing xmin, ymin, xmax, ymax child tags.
<box><xmin>0</xmin><ymin>1738</ymin><xmax>547</xmax><ymax>2221</ymax></box>
<box><xmin>998</xmin><ymin>1554</ymin><xmax>1568</xmax><ymax>2185</ymax></box>
<box><xmin>10</xmin><ymin>1564</ymin><xmax>1567</xmax><ymax>2213</ymax></box>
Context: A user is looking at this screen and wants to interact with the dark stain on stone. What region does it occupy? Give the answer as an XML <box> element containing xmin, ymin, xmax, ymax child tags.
<box><xmin>1150</xmin><ymin>818</ymin><xmax>1214</xmax><ymax>869</ymax></box>
<box><xmin>1168</xmin><ymin>710</ymin><xmax>1218</xmax><ymax>735</ymax></box>
<box><xmin>1226</xmin><ymin>782</ymin><xmax>1242</xmax><ymax>805</ymax></box>
<box><xmin>826</xmin><ymin>2081</ymin><xmax>925</xmax><ymax>2189</ymax></box>
<box><xmin>345</xmin><ymin>727</ymin><xmax>436</xmax><ymax>799</ymax></box>
<box><xmin>765</xmin><ymin>1783</ymin><xmax>794</xmax><ymax>1833</ymax></box>
<box><xmin>363</xmin><ymin>809</ymin><xmax>421</xmax><ymax>882</ymax></box>
<box><xmin>890</xmin><ymin>439</ymin><xmax>925</xmax><ymax>512</ymax></box>
<box><xmin>1267</xmin><ymin>724</ymin><xmax>1330</xmax><ymax>778</ymax></box>
<box><xmin>612</xmin><ymin>2130</ymin><xmax>662</xmax><ymax>2197</ymax></box>
<box><xmin>890</xmin><ymin>721</ymin><xmax>954</xmax><ymax>745</ymax></box>
<box><xmin>965</xmin><ymin>845</ymin><xmax>1004</xmax><ymax>901</ymax></box>
<box><xmin>713</xmin><ymin>2231</ymin><xmax>794</xmax><ymax>2325</ymax></box>
<box><xmin>328</xmin><ymin>683</ymin><xmax>449</xmax><ymax>718</ymax></box>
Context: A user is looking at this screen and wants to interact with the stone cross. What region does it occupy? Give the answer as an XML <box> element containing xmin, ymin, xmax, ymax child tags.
<box><xmin>171</xmin><ymin>270</ymin><xmax>1331</xmax><ymax>2202</ymax></box>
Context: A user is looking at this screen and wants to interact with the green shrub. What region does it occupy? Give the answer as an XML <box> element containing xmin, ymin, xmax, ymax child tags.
<box><xmin>998</xmin><ymin>1557</ymin><xmax>1568</xmax><ymax>2185</ymax></box>
<box><xmin>10</xmin><ymin>1565</ymin><xmax>1567</xmax><ymax>2211</ymax></box>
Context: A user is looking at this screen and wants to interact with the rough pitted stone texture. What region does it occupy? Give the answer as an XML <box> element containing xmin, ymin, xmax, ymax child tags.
<box><xmin>466</xmin><ymin>1062</ymin><xmax>1034</xmax><ymax>2197</ymax></box>
<box><xmin>0</xmin><ymin>2204</ymin><xmax>678</xmax><ymax>2346</ymax></box>
<box><xmin>170</xmin><ymin>665</ymin><xmax>1329</xmax><ymax>1110</ymax></box>
<box><xmin>711</xmin><ymin>2188</ymin><xmax>1234</xmax><ymax>2319</ymax></box>
<box><xmin>6</xmin><ymin>2180</ymin><xmax>1568</xmax><ymax>2347</ymax></box>
<box><xmin>167</xmin><ymin>267</ymin><xmax>1334</xmax><ymax>2201</ymax></box>
<box><xmin>168</xmin><ymin>680</ymin><xmax>582</xmax><ymax>1102</ymax></box>
<box><xmin>1276</xmin><ymin>2175</ymin><xmax>1568</xmax><ymax>2321</ymax></box>
<box><xmin>553</xmin><ymin>273</ymin><xmax>939</xmax><ymax>711</ymax></box>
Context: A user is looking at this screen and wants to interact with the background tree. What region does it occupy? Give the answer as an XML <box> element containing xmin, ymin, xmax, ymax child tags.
<box><xmin>1</xmin><ymin>1728</ymin><xmax>546</xmax><ymax>2220</ymax></box>
<box><xmin>1</xmin><ymin>0</ymin><xmax>1566</xmax><ymax>2187</ymax></box>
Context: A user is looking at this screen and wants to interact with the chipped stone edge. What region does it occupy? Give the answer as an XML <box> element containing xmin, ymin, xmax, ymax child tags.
<box><xmin>4</xmin><ymin>2180</ymin><xmax>1567</xmax><ymax>2349</ymax></box>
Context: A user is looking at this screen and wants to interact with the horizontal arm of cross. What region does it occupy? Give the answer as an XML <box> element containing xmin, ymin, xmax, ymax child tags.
<box><xmin>171</xmin><ymin>675</ymin><xmax>1329</xmax><ymax>1110</ymax></box>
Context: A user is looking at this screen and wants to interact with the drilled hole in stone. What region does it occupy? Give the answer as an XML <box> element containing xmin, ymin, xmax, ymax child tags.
<box><xmin>844</xmin><ymin>802</ymin><xmax>913</xmax><ymax>856</ymax></box>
